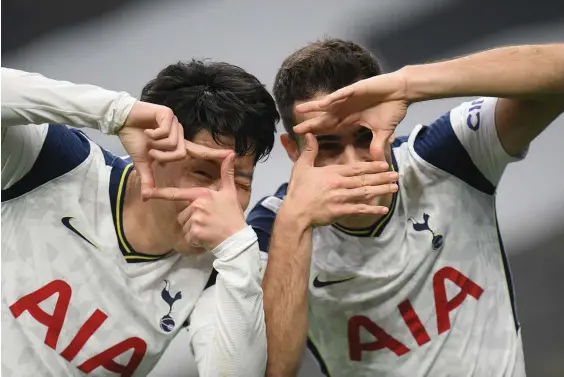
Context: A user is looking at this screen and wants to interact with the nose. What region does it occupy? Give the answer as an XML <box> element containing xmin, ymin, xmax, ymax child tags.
<box><xmin>338</xmin><ymin>144</ymin><xmax>366</xmax><ymax>165</ymax></box>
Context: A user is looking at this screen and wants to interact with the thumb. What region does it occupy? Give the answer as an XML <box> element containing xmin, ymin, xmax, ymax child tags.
<box><xmin>134</xmin><ymin>160</ymin><xmax>155</xmax><ymax>199</ymax></box>
<box><xmin>369</xmin><ymin>130</ymin><xmax>392</xmax><ymax>162</ymax></box>
<box><xmin>297</xmin><ymin>133</ymin><xmax>318</xmax><ymax>166</ymax></box>
<box><xmin>220</xmin><ymin>152</ymin><xmax>236</xmax><ymax>192</ymax></box>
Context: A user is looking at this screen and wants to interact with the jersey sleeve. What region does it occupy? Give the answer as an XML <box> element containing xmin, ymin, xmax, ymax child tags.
<box><xmin>1</xmin><ymin>68</ymin><xmax>136</xmax><ymax>196</ymax></box>
<box><xmin>411</xmin><ymin>97</ymin><xmax>525</xmax><ymax>193</ymax></box>
<box><xmin>187</xmin><ymin>226</ymin><xmax>267</xmax><ymax>377</ymax></box>
<box><xmin>1</xmin><ymin>68</ymin><xmax>136</xmax><ymax>133</ymax></box>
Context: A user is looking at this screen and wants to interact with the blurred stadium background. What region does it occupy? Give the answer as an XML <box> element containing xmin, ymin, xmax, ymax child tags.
<box><xmin>3</xmin><ymin>0</ymin><xmax>563</xmax><ymax>376</ymax></box>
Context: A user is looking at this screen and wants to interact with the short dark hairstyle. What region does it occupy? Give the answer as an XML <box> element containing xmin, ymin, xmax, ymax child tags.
<box><xmin>273</xmin><ymin>38</ymin><xmax>382</xmax><ymax>136</ymax></box>
<box><xmin>141</xmin><ymin>60</ymin><xmax>279</xmax><ymax>163</ymax></box>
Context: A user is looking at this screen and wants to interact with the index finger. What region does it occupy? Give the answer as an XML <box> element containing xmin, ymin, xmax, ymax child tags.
<box><xmin>184</xmin><ymin>140</ymin><xmax>231</xmax><ymax>160</ymax></box>
<box><xmin>292</xmin><ymin>112</ymin><xmax>341</xmax><ymax>135</ymax></box>
<box><xmin>295</xmin><ymin>86</ymin><xmax>354</xmax><ymax>113</ymax></box>
<box><xmin>147</xmin><ymin>186</ymin><xmax>210</xmax><ymax>201</ymax></box>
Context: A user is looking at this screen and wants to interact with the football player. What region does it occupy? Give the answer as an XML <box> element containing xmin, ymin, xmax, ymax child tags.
<box><xmin>2</xmin><ymin>61</ymin><xmax>396</xmax><ymax>376</ymax></box>
<box><xmin>1</xmin><ymin>62</ymin><xmax>278</xmax><ymax>377</ymax></box>
<box><xmin>250</xmin><ymin>40</ymin><xmax>564</xmax><ymax>376</ymax></box>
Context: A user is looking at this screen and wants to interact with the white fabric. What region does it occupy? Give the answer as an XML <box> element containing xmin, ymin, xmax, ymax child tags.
<box><xmin>254</xmin><ymin>98</ymin><xmax>525</xmax><ymax>377</ymax></box>
<box><xmin>1</xmin><ymin>68</ymin><xmax>267</xmax><ymax>377</ymax></box>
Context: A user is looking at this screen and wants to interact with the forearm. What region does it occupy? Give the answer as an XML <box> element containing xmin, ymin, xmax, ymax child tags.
<box><xmin>1</xmin><ymin>68</ymin><xmax>136</xmax><ymax>133</ymax></box>
<box><xmin>402</xmin><ymin>44</ymin><xmax>564</xmax><ymax>103</ymax></box>
<box><xmin>262</xmin><ymin>204</ymin><xmax>312</xmax><ymax>377</ymax></box>
<box><xmin>195</xmin><ymin>226</ymin><xmax>267</xmax><ymax>377</ymax></box>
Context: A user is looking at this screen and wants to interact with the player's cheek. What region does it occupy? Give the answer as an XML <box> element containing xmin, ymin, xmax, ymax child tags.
<box><xmin>237</xmin><ymin>189</ymin><xmax>252</xmax><ymax>211</ymax></box>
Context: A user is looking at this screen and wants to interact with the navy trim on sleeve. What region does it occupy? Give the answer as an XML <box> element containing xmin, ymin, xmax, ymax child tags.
<box><xmin>413</xmin><ymin>113</ymin><xmax>495</xmax><ymax>195</ymax></box>
<box><xmin>2</xmin><ymin>124</ymin><xmax>91</xmax><ymax>202</ymax></box>
<box><xmin>246</xmin><ymin>183</ymin><xmax>288</xmax><ymax>253</ymax></box>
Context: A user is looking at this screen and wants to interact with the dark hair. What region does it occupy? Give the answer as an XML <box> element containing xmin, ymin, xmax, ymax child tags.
<box><xmin>141</xmin><ymin>60</ymin><xmax>279</xmax><ymax>163</ymax></box>
<box><xmin>273</xmin><ymin>38</ymin><xmax>382</xmax><ymax>136</ymax></box>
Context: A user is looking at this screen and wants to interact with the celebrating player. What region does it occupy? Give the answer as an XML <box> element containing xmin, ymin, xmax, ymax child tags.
<box><xmin>1</xmin><ymin>61</ymin><xmax>397</xmax><ymax>376</ymax></box>
<box><xmin>1</xmin><ymin>62</ymin><xmax>279</xmax><ymax>377</ymax></box>
<box><xmin>249</xmin><ymin>40</ymin><xmax>564</xmax><ymax>376</ymax></box>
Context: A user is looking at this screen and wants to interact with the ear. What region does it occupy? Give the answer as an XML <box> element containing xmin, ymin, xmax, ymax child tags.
<box><xmin>280</xmin><ymin>134</ymin><xmax>301</xmax><ymax>162</ymax></box>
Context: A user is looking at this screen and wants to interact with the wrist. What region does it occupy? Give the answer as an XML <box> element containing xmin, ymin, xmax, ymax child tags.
<box><xmin>277</xmin><ymin>200</ymin><xmax>312</xmax><ymax>232</ymax></box>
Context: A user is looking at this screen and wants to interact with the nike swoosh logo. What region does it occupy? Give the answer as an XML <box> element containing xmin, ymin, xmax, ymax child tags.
<box><xmin>61</xmin><ymin>217</ymin><xmax>98</xmax><ymax>248</ymax></box>
<box><xmin>312</xmin><ymin>276</ymin><xmax>355</xmax><ymax>288</ymax></box>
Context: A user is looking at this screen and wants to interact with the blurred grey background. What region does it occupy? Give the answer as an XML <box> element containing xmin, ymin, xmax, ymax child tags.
<box><xmin>3</xmin><ymin>0</ymin><xmax>563</xmax><ymax>376</ymax></box>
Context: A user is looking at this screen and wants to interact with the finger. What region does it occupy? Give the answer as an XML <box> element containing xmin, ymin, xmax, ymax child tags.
<box><xmin>149</xmin><ymin>147</ymin><xmax>188</xmax><ymax>163</ymax></box>
<box><xmin>370</xmin><ymin>130</ymin><xmax>393</xmax><ymax>162</ymax></box>
<box><xmin>182</xmin><ymin>217</ymin><xmax>193</xmax><ymax>238</ymax></box>
<box><xmin>184</xmin><ymin>140</ymin><xmax>231</xmax><ymax>160</ymax></box>
<box><xmin>177</xmin><ymin>202</ymin><xmax>197</xmax><ymax>226</ymax></box>
<box><xmin>147</xmin><ymin>186</ymin><xmax>210</xmax><ymax>201</ymax></box>
<box><xmin>295</xmin><ymin>86</ymin><xmax>355</xmax><ymax>113</ymax></box>
<box><xmin>333</xmin><ymin>161</ymin><xmax>389</xmax><ymax>177</ymax></box>
<box><xmin>147</xmin><ymin>120</ymin><xmax>180</xmax><ymax>151</ymax></box>
<box><xmin>340</xmin><ymin>171</ymin><xmax>399</xmax><ymax>189</ymax></box>
<box><xmin>144</xmin><ymin>109</ymin><xmax>174</xmax><ymax>139</ymax></box>
<box><xmin>296</xmin><ymin>133</ymin><xmax>318</xmax><ymax>167</ymax></box>
<box><xmin>220</xmin><ymin>152</ymin><xmax>236</xmax><ymax>192</ymax></box>
<box><xmin>174</xmin><ymin>122</ymin><xmax>187</xmax><ymax>158</ymax></box>
<box><xmin>292</xmin><ymin>113</ymin><xmax>341</xmax><ymax>135</ymax></box>
<box><xmin>336</xmin><ymin>183</ymin><xmax>399</xmax><ymax>203</ymax></box>
<box><xmin>335</xmin><ymin>203</ymin><xmax>391</xmax><ymax>217</ymax></box>
<box><xmin>134</xmin><ymin>160</ymin><xmax>155</xmax><ymax>199</ymax></box>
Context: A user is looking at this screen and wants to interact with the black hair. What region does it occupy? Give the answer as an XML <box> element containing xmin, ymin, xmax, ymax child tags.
<box><xmin>273</xmin><ymin>38</ymin><xmax>382</xmax><ymax>136</ymax></box>
<box><xmin>141</xmin><ymin>60</ymin><xmax>279</xmax><ymax>163</ymax></box>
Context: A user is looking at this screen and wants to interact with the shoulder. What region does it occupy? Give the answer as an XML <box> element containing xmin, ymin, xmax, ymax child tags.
<box><xmin>400</xmin><ymin>108</ymin><xmax>496</xmax><ymax>195</ymax></box>
<box><xmin>2</xmin><ymin>124</ymin><xmax>115</xmax><ymax>201</ymax></box>
<box><xmin>246</xmin><ymin>183</ymin><xmax>288</xmax><ymax>252</ymax></box>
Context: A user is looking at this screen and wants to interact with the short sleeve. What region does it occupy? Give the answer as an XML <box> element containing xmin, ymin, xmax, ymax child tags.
<box><xmin>411</xmin><ymin>97</ymin><xmax>525</xmax><ymax>194</ymax></box>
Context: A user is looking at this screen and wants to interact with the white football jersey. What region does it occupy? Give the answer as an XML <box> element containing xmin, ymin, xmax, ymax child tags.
<box><xmin>1</xmin><ymin>68</ymin><xmax>267</xmax><ymax>377</ymax></box>
<box><xmin>248</xmin><ymin>97</ymin><xmax>526</xmax><ymax>377</ymax></box>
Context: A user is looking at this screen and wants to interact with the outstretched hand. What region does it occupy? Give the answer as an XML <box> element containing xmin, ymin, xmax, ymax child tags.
<box><xmin>117</xmin><ymin>101</ymin><xmax>230</xmax><ymax>199</ymax></box>
<box><xmin>285</xmin><ymin>133</ymin><xmax>399</xmax><ymax>227</ymax></box>
<box><xmin>148</xmin><ymin>152</ymin><xmax>248</xmax><ymax>251</ymax></box>
<box><xmin>293</xmin><ymin>71</ymin><xmax>410</xmax><ymax>161</ymax></box>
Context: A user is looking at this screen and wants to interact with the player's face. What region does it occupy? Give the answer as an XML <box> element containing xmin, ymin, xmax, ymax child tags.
<box><xmin>282</xmin><ymin>93</ymin><xmax>393</xmax><ymax>228</ymax></box>
<box><xmin>286</xmin><ymin>93</ymin><xmax>379</xmax><ymax>167</ymax></box>
<box><xmin>154</xmin><ymin>130</ymin><xmax>255</xmax><ymax>252</ymax></box>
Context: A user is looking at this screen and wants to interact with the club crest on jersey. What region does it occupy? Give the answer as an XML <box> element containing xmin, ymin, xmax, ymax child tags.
<box><xmin>160</xmin><ymin>280</ymin><xmax>182</xmax><ymax>333</ymax></box>
<box><xmin>409</xmin><ymin>213</ymin><xmax>444</xmax><ymax>250</ymax></box>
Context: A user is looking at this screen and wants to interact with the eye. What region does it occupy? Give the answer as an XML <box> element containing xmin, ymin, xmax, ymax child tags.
<box><xmin>236</xmin><ymin>182</ymin><xmax>252</xmax><ymax>192</ymax></box>
<box><xmin>194</xmin><ymin>170</ymin><xmax>212</xmax><ymax>179</ymax></box>
<box><xmin>355</xmin><ymin>130</ymin><xmax>373</xmax><ymax>149</ymax></box>
<box><xmin>318</xmin><ymin>142</ymin><xmax>344</xmax><ymax>157</ymax></box>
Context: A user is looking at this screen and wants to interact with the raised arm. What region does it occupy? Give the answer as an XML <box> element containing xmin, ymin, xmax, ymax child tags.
<box><xmin>258</xmin><ymin>135</ymin><xmax>398</xmax><ymax>377</ymax></box>
<box><xmin>401</xmin><ymin>44</ymin><xmax>564</xmax><ymax>156</ymax></box>
<box><xmin>1</xmin><ymin>67</ymin><xmax>136</xmax><ymax>132</ymax></box>
<box><xmin>295</xmin><ymin>44</ymin><xmax>564</xmax><ymax>160</ymax></box>
<box><xmin>1</xmin><ymin>68</ymin><xmax>188</xmax><ymax>198</ymax></box>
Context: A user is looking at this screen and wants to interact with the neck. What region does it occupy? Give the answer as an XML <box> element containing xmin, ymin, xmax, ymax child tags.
<box><xmin>121</xmin><ymin>171</ymin><xmax>182</xmax><ymax>255</ymax></box>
